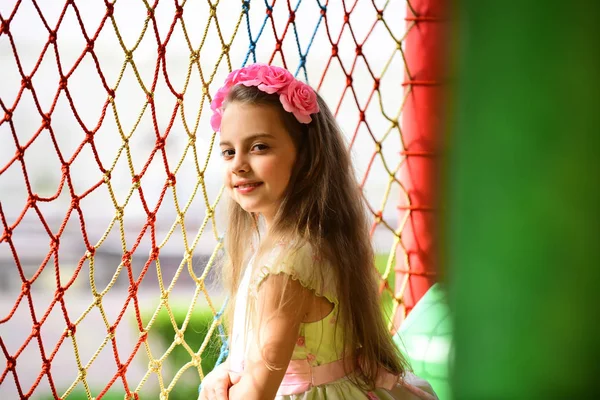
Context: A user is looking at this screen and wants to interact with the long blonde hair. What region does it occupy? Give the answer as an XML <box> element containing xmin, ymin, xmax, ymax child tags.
<box><xmin>220</xmin><ymin>83</ymin><xmax>409</xmax><ymax>389</ymax></box>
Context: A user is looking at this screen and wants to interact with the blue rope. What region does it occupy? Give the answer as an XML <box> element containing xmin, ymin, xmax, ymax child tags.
<box><xmin>241</xmin><ymin>0</ymin><xmax>327</xmax><ymax>85</ymax></box>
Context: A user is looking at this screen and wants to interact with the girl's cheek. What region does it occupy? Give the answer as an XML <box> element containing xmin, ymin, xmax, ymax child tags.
<box><xmin>259</xmin><ymin>157</ymin><xmax>279</xmax><ymax>177</ymax></box>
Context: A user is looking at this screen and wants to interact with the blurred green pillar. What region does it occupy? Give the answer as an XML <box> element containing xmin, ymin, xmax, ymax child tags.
<box><xmin>448</xmin><ymin>1</ymin><xmax>600</xmax><ymax>398</ymax></box>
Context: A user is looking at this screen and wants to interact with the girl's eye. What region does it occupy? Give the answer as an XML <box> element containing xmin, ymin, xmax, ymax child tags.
<box><xmin>221</xmin><ymin>149</ymin><xmax>234</xmax><ymax>158</ymax></box>
<box><xmin>251</xmin><ymin>143</ymin><xmax>269</xmax><ymax>152</ymax></box>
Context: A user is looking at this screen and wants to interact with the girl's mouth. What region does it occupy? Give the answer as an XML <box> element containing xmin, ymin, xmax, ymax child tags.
<box><xmin>235</xmin><ymin>182</ymin><xmax>263</xmax><ymax>193</ymax></box>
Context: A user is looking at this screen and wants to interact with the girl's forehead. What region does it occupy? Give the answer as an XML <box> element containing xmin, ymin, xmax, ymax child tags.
<box><xmin>220</xmin><ymin>102</ymin><xmax>287</xmax><ymax>142</ymax></box>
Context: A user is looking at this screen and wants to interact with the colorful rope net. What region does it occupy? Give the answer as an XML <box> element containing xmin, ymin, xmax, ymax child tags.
<box><xmin>0</xmin><ymin>0</ymin><xmax>438</xmax><ymax>398</ymax></box>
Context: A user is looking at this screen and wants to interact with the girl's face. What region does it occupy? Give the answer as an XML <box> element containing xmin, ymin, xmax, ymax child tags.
<box><xmin>219</xmin><ymin>102</ymin><xmax>297</xmax><ymax>225</ymax></box>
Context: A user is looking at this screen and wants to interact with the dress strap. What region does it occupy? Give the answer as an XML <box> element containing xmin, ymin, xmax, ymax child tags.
<box><xmin>277</xmin><ymin>357</ymin><xmax>352</xmax><ymax>395</ymax></box>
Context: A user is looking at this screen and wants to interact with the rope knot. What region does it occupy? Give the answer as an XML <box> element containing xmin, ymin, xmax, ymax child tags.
<box><xmin>355</xmin><ymin>44</ymin><xmax>362</xmax><ymax>55</ymax></box>
<box><xmin>148</xmin><ymin>359</ymin><xmax>161</xmax><ymax>373</ymax></box>
<box><xmin>42</xmin><ymin>114</ymin><xmax>51</xmax><ymax>129</ymax></box>
<box><xmin>106</xmin><ymin>3</ymin><xmax>114</xmax><ymax>17</ymax></box>
<box><xmin>0</xmin><ymin>19</ymin><xmax>10</xmax><ymax>34</ymax></box>
<box><xmin>289</xmin><ymin>11</ymin><xmax>296</xmax><ymax>23</ymax></box>
<box><xmin>48</xmin><ymin>30</ymin><xmax>57</xmax><ymax>43</ymax></box>
<box><xmin>344</xmin><ymin>12</ymin><xmax>350</xmax><ymax>23</ymax></box>
<box><xmin>86</xmin><ymin>39</ymin><xmax>94</xmax><ymax>53</ymax></box>
<box><xmin>6</xmin><ymin>355</ymin><xmax>16</xmax><ymax>371</ymax></box>
<box><xmin>66</xmin><ymin>321</ymin><xmax>77</xmax><ymax>336</ymax></box>
<box><xmin>86</xmin><ymin>247</ymin><xmax>95</xmax><ymax>258</ymax></box>
<box><xmin>3</xmin><ymin>109</ymin><xmax>13</xmax><ymax>122</ymax></box>
<box><xmin>373</xmin><ymin>78</ymin><xmax>380</xmax><ymax>90</ymax></box>
<box><xmin>167</xmin><ymin>173</ymin><xmax>176</xmax><ymax>186</ymax></box>
<box><xmin>50</xmin><ymin>236</ymin><xmax>60</xmax><ymax>251</ymax></box>
<box><xmin>27</xmin><ymin>195</ymin><xmax>37</xmax><ymax>208</ymax></box>
<box><xmin>22</xmin><ymin>76</ymin><xmax>32</xmax><ymax>90</ymax></box>
<box><xmin>15</xmin><ymin>145</ymin><xmax>25</xmax><ymax>160</ymax></box>
<box><xmin>59</xmin><ymin>76</ymin><xmax>68</xmax><ymax>90</ymax></box>
<box><xmin>54</xmin><ymin>287</ymin><xmax>65</xmax><ymax>302</ymax></box>
<box><xmin>31</xmin><ymin>322</ymin><xmax>41</xmax><ymax>337</ymax></box>
<box><xmin>22</xmin><ymin>281</ymin><xmax>31</xmax><ymax>295</ymax></box>
<box><xmin>174</xmin><ymin>331</ymin><xmax>184</xmax><ymax>345</ymax></box>
<box><xmin>175</xmin><ymin>5</ymin><xmax>183</xmax><ymax>19</ymax></box>
<box><xmin>191</xmin><ymin>354</ymin><xmax>201</xmax><ymax>367</ymax></box>
<box><xmin>150</xmin><ymin>247</ymin><xmax>159</xmax><ymax>260</ymax></box>
<box><xmin>346</xmin><ymin>75</ymin><xmax>353</xmax><ymax>86</ymax></box>
<box><xmin>71</xmin><ymin>196</ymin><xmax>81</xmax><ymax>210</ymax></box>
<box><xmin>377</xmin><ymin>9</ymin><xmax>384</xmax><ymax>20</ymax></box>
<box><xmin>41</xmin><ymin>358</ymin><xmax>51</xmax><ymax>374</ymax></box>
<box><xmin>331</xmin><ymin>44</ymin><xmax>338</xmax><ymax>56</ymax></box>
<box><xmin>128</xmin><ymin>283</ymin><xmax>138</xmax><ymax>298</ymax></box>
<box><xmin>86</xmin><ymin>131</ymin><xmax>95</xmax><ymax>143</ymax></box>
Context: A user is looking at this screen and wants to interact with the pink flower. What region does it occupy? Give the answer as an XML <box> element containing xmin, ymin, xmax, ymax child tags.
<box><xmin>367</xmin><ymin>392</ymin><xmax>379</xmax><ymax>400</ymax></box>
<box><xmin>258</xmin><ymin>66</ymin><xmax>294</xmax><ymax>94</ymax></box>
<box><xmin>296</xmin><ymin>336</ymin><xmax>305</xmax><ymax>346</ymax></box>
<box><xmin>210</xmin><ymin>87</ymin><xmax>228</xmax><ymax>111</ymax></box>
<box><xmin>237</xmin><ymin>63</ymin><xmax>269</xmax><ymax>87</ymax></box>
<box><xmin>210</xmin><ymin>108</ymin><xmax>222</xmax><ymax>132</ymax></box>
<box><xmin>210</xmin><ymin>64</ymin><xmax>320</xmax><ymax>132</ymax></box>
<box><xmin>280</xmin><ymin>80</ymin><xmax>320</xmax><ymax>123</ymax></box>
<box><xmin>306</xmin><ymin>353</ymin><xmax>316</xmax><ymax>364</ymax></box>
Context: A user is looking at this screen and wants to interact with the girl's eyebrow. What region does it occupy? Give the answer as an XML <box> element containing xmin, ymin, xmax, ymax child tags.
<box><xmin>219</xmin><ymin>133</ymin><xmax>275</xmax><ymax>147</ymax></box>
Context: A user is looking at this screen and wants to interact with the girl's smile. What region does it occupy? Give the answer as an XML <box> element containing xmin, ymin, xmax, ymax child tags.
<box><xmin>234</xmin><ymin>181</ymin><xmax>264</xmax><ymax>194</ymax></box>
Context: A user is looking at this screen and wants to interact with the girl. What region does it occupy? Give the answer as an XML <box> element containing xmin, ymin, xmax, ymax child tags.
<box><xmin>199</xmin><ymin>63</ymin><xmax>437</xmax><ymax>400</ymax></box>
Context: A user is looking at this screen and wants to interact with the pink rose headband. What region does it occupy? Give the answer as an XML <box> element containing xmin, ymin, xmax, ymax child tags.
<box><xmin>210</xmin><ymin>63</ymin><xmax>320</xmax><ymax>132</ymax></box>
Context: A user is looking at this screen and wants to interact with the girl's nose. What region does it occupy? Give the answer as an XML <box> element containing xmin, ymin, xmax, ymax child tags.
<box><xmin>231</xmin><ymin>153</ymin><xmax>249</xmax><ymax>174</ymax></box>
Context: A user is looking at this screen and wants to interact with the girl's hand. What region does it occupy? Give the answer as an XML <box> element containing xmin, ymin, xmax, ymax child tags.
<box><xmin>198</xmin><ymin>362</ymin><xmax>241</xmax><ymax>400</ymax></box>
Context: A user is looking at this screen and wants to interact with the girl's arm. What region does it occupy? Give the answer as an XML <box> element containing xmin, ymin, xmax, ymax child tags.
<box><xmin>228</xmin><ymin>274</ymin><xmax>311</xmax><ymax>400</ymax></box>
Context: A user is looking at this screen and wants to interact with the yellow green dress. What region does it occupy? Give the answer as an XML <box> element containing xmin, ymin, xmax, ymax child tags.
<box><xmin>227</xmin><ymin>243</ymin><xmax>438</xmax><ymax>399</ymax></box>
